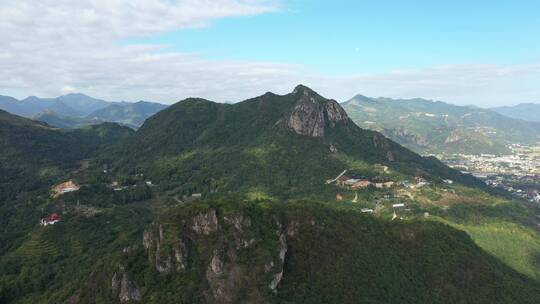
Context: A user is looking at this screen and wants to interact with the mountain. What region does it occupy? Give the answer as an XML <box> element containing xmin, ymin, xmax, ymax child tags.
<box><xmin>342</xmin><ymin>95</ymin><xmax>540</xmax><ymax>155</ymax></box>
<box><xmin>491</xmin><ymin>103</ymin><xmax>540</xmax><ymax>122</ymax></box>
<box><xmin>1</xmin><ymin>93</ymin><xmax>110</xmax><ymax>117</ymax></box>
<box><xmin>0</xmin><ymin>93</ymin><xmax>168</xmax><ymax>129</ymax></box>
<box><xmin>3</xmin><ymin>86</ymin><xmax>540</xmax><ymax>303</ymax></box>
<box><xmin>33</xmin><ymin>111</ymin><xmax>104</xmax><ymax>129</ymax></box>
<box><xmin>15</xmin><ymin>96</ymin><xmax>67</xmax><ymax>116</ymax></box>
<box><xmin>110</xmin><ymin>85</ymin><xmax>483</xmax><ymax>199</ymax></box>
<box><xmin>86</xmin><ymin>101</ymin><xmax>168</xmax><ymax>128</ymax></box>
<box><xmin>55</xmin><ymin>93</ymin><xmax>111</xmax><ymax>116</ymax></box>
<box><xmin>0</xmin><ymin>95</ymin><xmax>24</xmax><ymax>115</ymax></box>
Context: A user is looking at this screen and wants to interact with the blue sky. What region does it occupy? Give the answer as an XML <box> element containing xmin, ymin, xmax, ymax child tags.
<box><xmin>128</xmin><ymin>0</ymin><xmax>540</xmax><ymax>75</ymax></box>
<box><xmin>2</xmin><ymin>0</ymin><xmax>540</xmax><ymax>105</ymax></box>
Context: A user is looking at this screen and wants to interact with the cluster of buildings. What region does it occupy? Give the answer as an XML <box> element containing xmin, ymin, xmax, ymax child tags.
<box><xmin>331</xmin><ymin>173</ymin><xmax>431</xmax><ymax>191</ymax></box>
<box><xmin>336</xmin><ymin>176</ymin><xmax>394</xmax><ymax>190</ymax></box>
<box><xmin>43</xmin><ymin>181</ymin><xmax>77</xmax><ymax>226</ymax></box>
<box><xmin>439</xmin><ymin>145</ymin><xmax>540</xmax><ymax>203</ymax></box>
<box><xmin>485</xmin><ymin>175</ymin><xmax>540</xmax><ymax>203</ymax></box>
<box><xmin>441</xmin><ymin>145</ymin><xmax>540</xmax><ymax>177</ymax></box>
<box><xmin>110</xmin><ymin>180</ymin><xmax>154</xmax><ymax>191</ymax></box>
<box><xmin>51</xmin><ymin>180</ymin><xmax>80</xmax><ymax>197</ymax></box>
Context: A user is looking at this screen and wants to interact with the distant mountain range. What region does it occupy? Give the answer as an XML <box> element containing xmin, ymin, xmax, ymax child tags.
<box><xmin>86</xmin><ymin>101</ymin><xmax>168</xmax><ymax>128</ymax></box>
<box><xmin>0</xmin><ymin>93</ymin><xmax>167</xmax><ymax>129</ymax></box>
<box><xmin>491</xmin><ymin>103</ymin><xmax>540</xmax><ymax>122</ymax></box>
<box><xmin>342</xmin><ymin>95</ymin><xmax>540</xmax><ymax>155</ymax></box>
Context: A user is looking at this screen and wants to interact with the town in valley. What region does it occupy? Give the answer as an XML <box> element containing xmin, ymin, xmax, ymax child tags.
<box><xmin>439</xmin><ymin>144</ymin><xmax>540</xmax><ymax>202</ymax></box>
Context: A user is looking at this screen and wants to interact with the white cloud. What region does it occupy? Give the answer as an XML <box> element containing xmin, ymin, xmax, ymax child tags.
<box><xmin>318</xmin><ymin>64</ymin><xmax>540</xmax><ymax>106</ymax></box>
<box><xmin>0</xmin><ymin>0</ymin><xmax>284</xmax><ymax>102</ymax></box>
<box><xmin>0</xmin><ymin>0</ymin><xmax>539</xmax><ymax>107</ymax></box>
<box><xmin>61</xmin><ymin>85</ymin><xmax>77</xmax><ymax>94</ymax></box>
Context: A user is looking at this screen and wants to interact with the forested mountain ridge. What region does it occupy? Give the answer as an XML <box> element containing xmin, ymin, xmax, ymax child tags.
<box><xmin>491</xmin><ymin>103</ymin><xmax>540</xmax><ymax>122</ymax></box>
<box><xmin>0</xmin><ymin>110</ymin><xmax>134</xmax><ymax>202</ymax></box>
<box><xmin>109</xmin><ymin>85</ymin><xmax>483</xmax><ymax>199</ymax></box>
<box><xmin>86</xmin><ymin>101</ymin><xmax>167</xmax><ymax>129</ymax></box>
<box><xmin>342</xmin><ymin>95</ymin><xmax>540</xmax><ymax>155</ymax></box>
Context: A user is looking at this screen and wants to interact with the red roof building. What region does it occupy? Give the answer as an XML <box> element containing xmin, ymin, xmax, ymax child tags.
<box><xmin>40</xmin><ymin>213</ymin><xmax>61</xmax><ymax>226</ymax></box>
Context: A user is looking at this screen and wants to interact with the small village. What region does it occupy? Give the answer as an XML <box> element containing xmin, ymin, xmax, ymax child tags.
<box><xmin>40</xmin><ymin>151</ymin><xmax>539</xmax><ymax>229</ymax></box>
<box><xmin>39</xmin><ymin>180</ymin><xmax>80</xmax><ymax>226</ymax></box>
<box><xmin>39</xmin><ymin>174</ymin><xmax>205</xmax><ymax>227</ymax></box>
<box><xmin>326</xmin><ymin>169</ymin><xmax>443</xmax><ymax>220</ymax></box>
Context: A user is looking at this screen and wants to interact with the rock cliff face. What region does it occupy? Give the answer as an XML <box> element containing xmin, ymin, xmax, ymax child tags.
<box><xmin>143</xmin><ymin>222</ymin><xmax>189</xmax><ymax>275</ymax></box>
<box><xmin>111</xmin><ymin>267</ymin><xmax>142</xmax><ymax>303</ymax></box>
<box><xmin>138</xmin><ymin>209</ymin><xmax>293</xmax><ymax>304</ymax></box>
<box><xmin>287</xmin><ymin>85</ymin><xmax>350</xmax><ymax>137</ymax></box>
<box><xmin>192</xmin><ymin>209</ymin><xmax>219</xmax><ymax>235</ymax></box>
<box><xmin>201</xmin><ymin>214</ymin><xmax>289</xmax><ymax>303</ymax></box>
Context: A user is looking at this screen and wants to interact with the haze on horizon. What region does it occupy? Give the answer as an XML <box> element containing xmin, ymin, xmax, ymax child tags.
<box><xmin>1</xmin><ymin>0</ymin><xmax>539</xmax><ymax>106</ymax></box>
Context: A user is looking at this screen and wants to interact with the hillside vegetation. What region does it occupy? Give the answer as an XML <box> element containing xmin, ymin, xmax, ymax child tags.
<box><xmin>108</xmin><ymin>85</ymin><xmax>483</xmax><ymax>200</ymax></box>
<box><xmin>3</xmin><ymin>199</ymin><xmax>540</xmax><ymax>304</ymax></box>
<box><xmin>0</xmin><ymin>110</ymin><xmax>134</xmax><ymax>202</ymax></box>
<box><xmin>492</xmin><ymin>103</ymin><xmax>540</xmax><ymax>122</ymax></box>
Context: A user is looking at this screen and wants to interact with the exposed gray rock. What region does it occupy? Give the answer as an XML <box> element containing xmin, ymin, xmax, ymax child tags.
<box><xmin>158</xmin><ymin>224</ymin><xmax>164</xmax><ymax>240</ymax></box>
<box><xmin>155</xmin><ymin>242</ymin><xmax>173</xmax><ymax>274</ymax></box>
<box><xmin>121</xmin><ymin>246</ymin><xmax>134</xmax><ymax>255</ymax></box>
<box><xmin>142</xmin><ymin>212</ymin><xmax>289</xmax><ymax>303</ymax></box>
<box><xmin>173</xmin><ymin>238</ymin><xmax>189</xmax><ymax>272</ymax></box>
<box><xmin>269</xmin><ymin>232</ymin><xmax>288</xmax><ymax>292</ymax></box>
<box><xmin>209</xmin><ymin>250</ymin><xmax>224</xmax><ymax>275</ymax></box>
<box><xmin>143</xmin><ymin>223</ymin><xmax>189</xmax><ymax>274</ymax></box>
<box><xmin>287</xmin><ymin>86</ymin><xmax>349</xmax><ymax>137</ymax></box>
<box><xmin>205</xmin><ymin>249</ymin><xmax>243</xmax><ymax>304</ymax></box>
<box><xmin>142</xmin><ymin>229</ymin><xmax>154</xmax><ymax>251</ymax></box>
<box><xmin>119</xmin><ymin>273</ymin><xmax>142</xmax><ymax>303</ymax></box>
<box><xmin>224</xmin><ymin>215</ymin><xmax>256</xmax><ymax>249</ymax></box>
<box><xmin>224</xmin><ymin>215</ymin><xmax>251</xmax><ymax>233</ymax></box>
<box><xmin>192</xmin><ymin>209</ymin><xmax>219</xmax><ymax>235</ymax></box>
<box><xmin>112</xmin><ymin>270</ymin><xmax>141</xmax><ymax>303</ymax></box>
<box><xmin>287</xmin><ymin>220</ymin><xmax>299</xmax><ymax>237</ymax></box>
<box><xmin>111</xmin><ymin>272</ymin><xmax>121</xmax><ymax>291</ymax></box>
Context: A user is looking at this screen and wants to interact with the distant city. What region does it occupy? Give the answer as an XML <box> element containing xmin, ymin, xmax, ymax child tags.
<box><xmin>440</xmin><ymin>144</ymin><xmax>540</xmax><ymax>202</ymax></box>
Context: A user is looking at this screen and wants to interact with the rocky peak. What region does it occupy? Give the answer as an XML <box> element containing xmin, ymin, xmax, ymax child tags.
<box><xmin>292</xmin><ymin>84</ymin><xmax>320</xmax><ymax>96</ymax></box>
<box><xmin>111</xmin><ymin>268</ymin><xmax>142</xmax><ymax>303</ymax></box>
<box><xmin>287</xmin><ymin>85</ymin><xmax>350</xmax><ymax>137</ymax></box>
